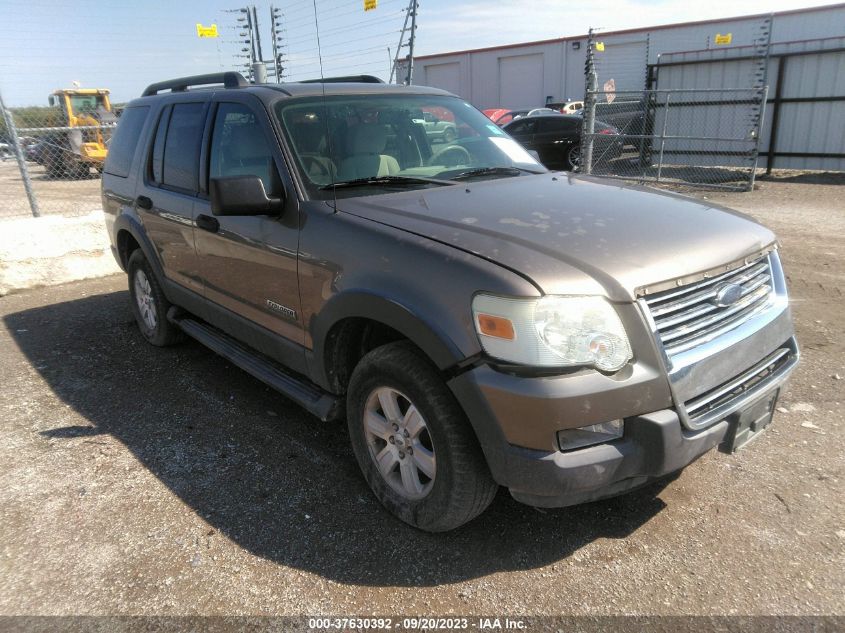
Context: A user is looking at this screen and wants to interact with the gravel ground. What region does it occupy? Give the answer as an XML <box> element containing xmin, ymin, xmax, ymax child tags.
<box><xmin>0</xmin><ymin>161</ymin><xmax>101</xmax><ymax>219</ymax></box>
<box><xmin>0</xmin><ymin>174</ymin><xmax>843</xmax><ymax>617</ymax></box>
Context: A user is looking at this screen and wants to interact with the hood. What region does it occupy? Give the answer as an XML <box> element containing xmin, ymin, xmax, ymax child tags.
<box><xmin>336</xmin><ymin>173</ymin><xmax>776</xmax><ymax>301</ymax></box>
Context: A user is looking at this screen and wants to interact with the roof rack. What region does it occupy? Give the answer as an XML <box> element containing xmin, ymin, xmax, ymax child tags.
<box><xmin>297</xmin><ymin>75</ymin><xmax>385</xmax><ymax>84</ymax></box>
<box><xmin>142</xmin><ymin>72</ymin><xmax>249</xmax><ymax>97</ymax></box>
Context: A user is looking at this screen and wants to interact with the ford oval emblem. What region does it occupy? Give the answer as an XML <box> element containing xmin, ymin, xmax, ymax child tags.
<box><xmin>713</xmin><ymin>282</ymin><xmax>743</xmax><ymax>307</ymax></box>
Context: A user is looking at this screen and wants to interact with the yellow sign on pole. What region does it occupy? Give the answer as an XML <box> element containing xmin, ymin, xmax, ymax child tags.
<box><xmin>364</xmin><ymin>0</ymin><xmax>377</xmax><ymax>11</ymax></box>
<box><xmin>196</xmin><ymin>23</ymin><xmax>219</xmax><ymax>38</ymax></box>
<box><xmin>595</xmin><ymin>41</ymin><xmax>605</xmax><ymax>52</ymax></box>
<box><xmin>714</xmin><ymin>33</ymin><xmax>732</xmax><ymax>45</ymax></box>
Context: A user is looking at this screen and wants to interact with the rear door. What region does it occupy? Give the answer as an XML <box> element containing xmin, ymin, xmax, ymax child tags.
<box><xmin>193</xmin><ymin>92</ymin><xmax>305</xmax><ymax>349</ymax></box>
<box><xmin>533</xmin><ymin>117</ymin><xmax>579</xmax><ymax>167</ymax></box>
<box><xmin>135</xmin><ymin>98</ymin><xmax>209</xmax><ymax>294</ymax></box>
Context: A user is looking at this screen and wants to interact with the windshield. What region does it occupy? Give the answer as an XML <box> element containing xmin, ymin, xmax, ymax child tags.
<box><xmin>69</xmin><ymin>95</ymin><xmax>107</xmax><ymax>113</ymax></box>
<box><xmin>274</xmin><ymin>94</ymin><xmax>545</xmax><ymax>198</ymax></box>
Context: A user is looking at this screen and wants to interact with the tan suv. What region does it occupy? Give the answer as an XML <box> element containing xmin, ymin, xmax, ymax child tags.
<box><xmin>102</xmin><ymin>73</ymin><xmax>798</xmax><ymax>531</ymax></box>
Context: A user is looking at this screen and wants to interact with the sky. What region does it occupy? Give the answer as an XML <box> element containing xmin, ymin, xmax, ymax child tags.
<box><xmin>0</xmin><ymin>0</ymin><xmax>840</xmax><ymax>106</ymax></box>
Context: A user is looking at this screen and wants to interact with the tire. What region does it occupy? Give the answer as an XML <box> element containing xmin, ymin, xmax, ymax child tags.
<box><xmin>566</xmin><ymin>144</ymin><xmax>581</xmax><ymax>171</ymax></box>
<box><xmin>442</xmin><ymin>127</ymin><xmax>456</xmax><ymax>144</ymax></box>
<box><xmin>347</xmin><ymin>341</ymin><xmax>498</xmax><ymax>531</ymax></box>
<box><xmin>127</xmin><ymin>249</ymin><xmax>184</xmax><ymax>347</ymax></box>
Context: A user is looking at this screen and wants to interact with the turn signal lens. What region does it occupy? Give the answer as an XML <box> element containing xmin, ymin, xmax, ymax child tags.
<box><xmin>476</xmin><ymin>313</ymin><xmax>515</xmax><ymax>340</ymax></box>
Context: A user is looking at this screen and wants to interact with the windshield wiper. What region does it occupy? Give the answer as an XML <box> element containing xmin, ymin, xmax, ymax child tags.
<box><xmin>319</xmin><ymin>175</ymin><xmax>454</xmax><ymax>190</ymax></box>
<box><xmin>450</xmin><ymin>166</ymin><xmax>543</xmax><ymax>181</ymax></box>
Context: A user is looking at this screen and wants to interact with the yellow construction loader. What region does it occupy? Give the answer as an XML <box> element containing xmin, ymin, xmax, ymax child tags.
<box><xmin>43</xmin><ymin>88</ymin><xmax>116</xmax><ymax>178</ymax></box>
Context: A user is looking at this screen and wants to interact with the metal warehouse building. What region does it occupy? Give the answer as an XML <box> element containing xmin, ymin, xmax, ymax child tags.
<box><xmin>403</xmin><ymin>3</ymin><xmax>845</xmax><ymax>171</ymax></box>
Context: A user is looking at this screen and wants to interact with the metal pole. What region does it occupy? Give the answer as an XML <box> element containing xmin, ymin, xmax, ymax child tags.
<box><xmin>0</xmin><ymin>91</ymin><xmax>41</xmax><ymax>217</ymax></box>
<box><xmin>246</xmin><ymin>8</ymin><xmax>257</xmax><ymax>65</ymax></box>
<box><xmin>405</xmin><ymin>0</ymin><xmax>417</xmax><ymax>85</ymax></box>
<box><xmin>584</xmin><ymin>75</ymin><xmax>597</xmax><ymax>174</ymax></box>
<box><xmin>656</xmin><ymin>93</ymin><xmax>671</xmax><ymax>183</ymax></box>
<box><xmin>389</xmin><ymin>3</ymin><xmax>412</xmax><ymax>84</ymax></box>
<box><xmin>748</xmin><ymin>85</ymin><xmax>768</xmax><ymax>191</ymax></box>
<box><xmin>252</xmin><ymin>62</ymin><xmax>268</xmax><ymax>84</ymax></box>
<box><xmin>252</xmin><ymin>5</ymin><xmax>264</xmax><ymax>63</ymax></box>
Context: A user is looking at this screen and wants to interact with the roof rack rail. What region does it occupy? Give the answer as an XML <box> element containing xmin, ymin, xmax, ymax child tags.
<box><xmin>297</xmin><ymin>75</ymin><xmax>385</xmax><ymax>84</ymax></box>
<box><xmin>142</xmin><ymin>72</ymin><xmax>249</xmax><ymax>97</ymax></box>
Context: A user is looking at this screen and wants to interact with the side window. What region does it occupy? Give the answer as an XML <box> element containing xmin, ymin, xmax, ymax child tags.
<box><xmin>161</xmin><ymin>102</ymin><xmax>205</xmax><ymax>192</ymax></box>
<box><xmin>209</xmin><ymin>102</ymin><xmax>279</xmax><ymax>195</ymax></box>
<box><xmin>540</xmin><ymin>118</ymin><xmax>577</xmax><ymax>134</ymax></box>
<box><xmin>149</xmin><ymin>106</ymin><xmax>170</xmax><ymax>185</ymax></box>
<box><xmin>103</xmin><ymin>106</ymin><xmax>149</xmax><ymax>177</ymax></box>
<box><xmin>506</xmin><ymin>119</ymin><xmax>536</xmax><ymax>136</ymax></box>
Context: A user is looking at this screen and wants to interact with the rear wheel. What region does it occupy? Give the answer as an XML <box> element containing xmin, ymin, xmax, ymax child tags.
<box><xmin>347</xmin><ymin>341</ymin><xmax>498</xmax><ymax>531</ymax></box>
<box><xmin>442</xmin><ymin>127</ymin><xmax>456</xmax><ymax>144</ymax></box>
<box><xmin>127</xmin><ymin>250</ymin><xmax>183</xmax><ymax>347</ymax></box>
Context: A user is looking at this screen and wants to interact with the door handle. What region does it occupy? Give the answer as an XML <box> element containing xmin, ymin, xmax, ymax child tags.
<box><xmin>196</xmin><ymin>214</ymin><xmax>220</xmax><ymax>233</ymax></box>
<box><xmin>135</xmin><ymin>195</ymin><xmax>153</xmax><ymax>210</ymax></box>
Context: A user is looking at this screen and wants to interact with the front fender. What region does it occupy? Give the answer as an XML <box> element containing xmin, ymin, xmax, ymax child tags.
<box><xmin>308</xmin><ymin>289</ymin><xmax>466</xmax><ymax>389</ymax></box>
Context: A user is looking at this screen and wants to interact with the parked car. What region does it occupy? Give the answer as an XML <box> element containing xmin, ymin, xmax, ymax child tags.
<box><xmin>411</xmin><ymin>110</ymin><xmax>457</xmax><ymax>143</ymax></box>
<box><xmin>103</xmin><ymin>72</ymin><xmax>798</xmax><ymax>532</ymax></box>
<box><xmin>482</xmin><ymin>108</ymin><xmax>530</xmax><ymax>126</ymax></box>
<box><xmin>548</xmin><ymin>100</ymin><xmax>584</xmax><ymax>114</ymax></box>
<box><xmin>503</xmin><ymin>113</ymin><xmax>622</xmax><ymax>171</ymax></box>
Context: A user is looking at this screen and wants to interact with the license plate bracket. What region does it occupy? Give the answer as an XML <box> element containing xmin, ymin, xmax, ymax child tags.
<box><xmin>719</xmin><ymin>389</ymin><xmax>780</xmax><ymax>453</ymax></box>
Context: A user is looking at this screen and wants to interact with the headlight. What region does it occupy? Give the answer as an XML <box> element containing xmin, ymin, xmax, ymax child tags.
<box><xmin>472</xmin><ymin>294</ymin><xmax>632</xmax><ymax>371</ymax></box>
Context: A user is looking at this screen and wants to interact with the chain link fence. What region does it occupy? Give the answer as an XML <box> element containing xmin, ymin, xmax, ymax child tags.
<box><xmin>0</xmin><ymin>94</ymin><xmax>114</xmax><ymax>218</ymax></box>
<box><xmin>580</xmin><ymin>87</ymin><xmax>768</xmax><ymax>191</ymax></box>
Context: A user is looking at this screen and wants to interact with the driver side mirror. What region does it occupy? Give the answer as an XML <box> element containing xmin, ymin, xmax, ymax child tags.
<box><xmin>210</xmin><ymin>176</ymin><xmax>285</xmax><ymax>217</ymax></box>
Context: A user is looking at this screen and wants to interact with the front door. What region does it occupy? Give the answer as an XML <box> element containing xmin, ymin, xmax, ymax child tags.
<box><xmin>193</xmin><ymin>95</ymin><xmax>304</xmax><ymax>348</ymax></box>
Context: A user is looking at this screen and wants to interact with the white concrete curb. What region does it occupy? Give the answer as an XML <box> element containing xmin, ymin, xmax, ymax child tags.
<box><xmin>0</xmin><ymin>210</ymin><xmax>120</xmax><ymax>296</ymax></box>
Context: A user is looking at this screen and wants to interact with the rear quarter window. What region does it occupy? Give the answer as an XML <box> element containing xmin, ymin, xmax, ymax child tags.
<box><xmin>103</xmin><ymin>106</ymin><xmax>149</xmax><ymax>177</ymax></box>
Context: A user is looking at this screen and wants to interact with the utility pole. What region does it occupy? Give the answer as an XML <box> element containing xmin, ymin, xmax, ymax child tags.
<box><xmin>245</xmin><ymin>8</ymin><xmax>257</xmax><ymax>64</ymax></box>
<box><xmin>390</xmin><ymin>0</ymin><xmax>418</xmax><ymax>84</ymax></box>
<box><xmin>252</xmin><ymin>6</ymin><xmax>264</xmax><ymax>63</ymax></box>
<box><xmin>405</xmin><ymin>0</ymin><xmax>417</xmax><ymax>85</ymax></box>
<box><xmin>271</xmin><ymin>5</ymin><xmax>285</xmax><ymax>82</ymax></box>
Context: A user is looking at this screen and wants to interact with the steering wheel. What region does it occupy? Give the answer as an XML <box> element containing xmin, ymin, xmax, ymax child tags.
<box><xmin>427</xmin><ymin>144</ymin><xmax>471</xmax><ymax>168</ymax></box>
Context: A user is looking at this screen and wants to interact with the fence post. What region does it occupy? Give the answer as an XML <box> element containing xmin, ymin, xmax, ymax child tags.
<box><xmin>0</xmin><ymin>90</ymin><xmax>41</xmax><ymax>218</ymax></box>
<box><xmin>655</xmin><ymin>93</ymin><xmax>671</xmax><ymax>184</ymax></box>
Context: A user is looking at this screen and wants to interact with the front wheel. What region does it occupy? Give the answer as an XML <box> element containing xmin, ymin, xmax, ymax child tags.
<box><xmin>566</xmin><ymin>144</ymin><xmax>581</xmax><ymax>171</ymax></box>
<box><xmin>347</xmin><ymin>341</ymin><xmax>498</xmax><ymax>531</ymax></box>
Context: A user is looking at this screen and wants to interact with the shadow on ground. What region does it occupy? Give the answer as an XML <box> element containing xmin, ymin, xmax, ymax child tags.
<box><xmin>5</xmin><ymin>290</ymin><xmax>672</xmax><ymax>587</ymax></box>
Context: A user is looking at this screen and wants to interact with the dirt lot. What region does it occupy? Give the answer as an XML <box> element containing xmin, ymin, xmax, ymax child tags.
<box><xmin>0</xmin><ymin>174</ymin><xmax>843</xmax><ymax>618</ymax></box>
<box><xmin>0</xmin><ymin>160</ymin><xmax>101</xmax><ymax>218</ymax></box>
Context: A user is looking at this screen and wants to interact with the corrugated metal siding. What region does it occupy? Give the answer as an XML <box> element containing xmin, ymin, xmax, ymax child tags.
<box><xmin>411</xmin><ymin>4</ymin><xmax>845</xmax><ymax>171</ymax></box>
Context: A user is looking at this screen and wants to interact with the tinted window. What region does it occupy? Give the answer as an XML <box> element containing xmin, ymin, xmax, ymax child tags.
<box><xmin>162</xmin><ymin>102</ymin><xmax>204</xmax><ymax>192</ymax></box>
<box><xmin>504</xmin><ymin>119</ymin><xmax>537</xmax><ymax>136</ymax></box>
<box><xmin>104</xmin><ymin>106</ymin><xmax>149</xmax><ymax>177</ymax></box>
<box><xmin>209</xmin><ymin>103</ymin><xmax>279</xmax><ymax>195</ymax></box>
<box><xmin>539</xmin><ymin>118</ymin><xmax>578</xmax><ymax>133</ymax></box>
<box><xmin>149</xmin><ymin>106</ymin><xmax>170</xmax><ymax>184</ymax></box>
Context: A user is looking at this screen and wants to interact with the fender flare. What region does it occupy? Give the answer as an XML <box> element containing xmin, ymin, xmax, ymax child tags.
<box><xmin>309</xmin><ymin>290</ymin><xmax>469</xmax><ymax>386</ymax></box>
<box><xmin>112</xmin><ymin>214</ymin><xmax>166</xmax><ymax>286</ymax></box>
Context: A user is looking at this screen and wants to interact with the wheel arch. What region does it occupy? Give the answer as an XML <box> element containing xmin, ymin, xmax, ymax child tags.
<box><xmin>309</xmin><ymin>290</ymin><xmax>470</xmax><ymax>394</ymax></box>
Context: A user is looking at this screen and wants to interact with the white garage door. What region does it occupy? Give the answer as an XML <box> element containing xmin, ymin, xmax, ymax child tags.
<box><xmin>424</xmin><ymin>62</ymin><xmax>462</xmax><ymax>97</ymax></box>
<box><xmin>498</xmin><ymin>54</ymin><xmax>544</xmax><ymax>109</ymax></box>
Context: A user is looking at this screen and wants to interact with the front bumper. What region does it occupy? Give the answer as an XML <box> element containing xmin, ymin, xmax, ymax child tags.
<box><xmin>448</xmin><ymin>329</ymin><xmax>797</xmax><ymax>508</ymax></box>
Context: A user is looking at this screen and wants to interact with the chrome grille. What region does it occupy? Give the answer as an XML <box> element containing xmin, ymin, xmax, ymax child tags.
<box><xmin>643</xmin><ymin>254</ymin><xmax>775</xmax><ymax>356</ymax></box>
<box><xmin>684</xmin><ymin>347</ymin><xmax>793</xmax><ymax>428</ymax></box>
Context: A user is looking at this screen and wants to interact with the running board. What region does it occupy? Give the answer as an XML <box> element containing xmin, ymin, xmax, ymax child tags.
<box><xmin>169</xmin><ymin>314</ymin><xmax>341</xmax><ymax>422</ymax></box>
